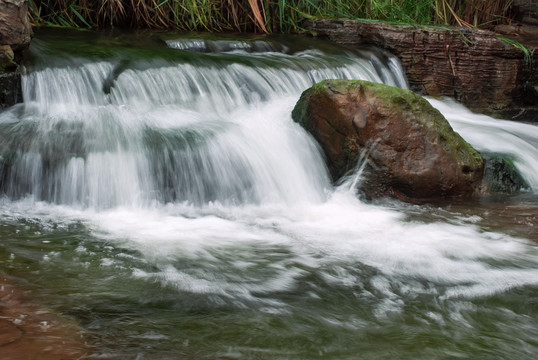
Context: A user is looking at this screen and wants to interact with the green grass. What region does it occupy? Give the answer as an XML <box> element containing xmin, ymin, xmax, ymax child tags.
<box><xmin>28</xmin><ymin>0</ymin><xmax>516</xmax><ymax>33</ymax></box>
<box><xmin>498</xmin><ymin>37</ymin><xmax>535</xmax><ymax>66</ymax></box>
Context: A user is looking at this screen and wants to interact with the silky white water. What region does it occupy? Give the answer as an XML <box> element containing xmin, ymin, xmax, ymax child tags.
<box><xmin>0</xmin><ymin>30</ymin><xmax>536</xmax><ymax>359</ymax></box>
<box><xmin>430</xmin><ymin>98</ymin><xmax>538</xmax><ymax>192</ymax></box>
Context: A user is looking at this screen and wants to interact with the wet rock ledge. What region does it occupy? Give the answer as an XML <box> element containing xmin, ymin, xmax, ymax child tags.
<box><xmin>305</xmin><ymin>19</ymin><xmax>538</xmax><ymax>121</ymax></box>
<box><xmin>0</xmin><ymin>0</ymin><xmax>31</xmax><ymax>109</ymax></box>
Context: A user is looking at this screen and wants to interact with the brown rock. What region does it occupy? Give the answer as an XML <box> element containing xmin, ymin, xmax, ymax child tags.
<box><xmin>512</xmin><ymin>0</ymin><xmax>538</xmax><ymax>26</ymax></box>
<box><xmin>0</xmin><ymin>0</ymin><xmax>32</xmax><ymax>51</ymax></box>
<box><xmin>0</xmin><ymin>1</ymin><xmax>29</xmax><ymax>108</ymax></box>
<box><xmin>292</xmin><ymin>79</ymin><xmax>484</xmax><ymax>203</ymax></box>
<box><xmin>305</xmin><ymin>19</ymin><xmax>537</xmax><ymax>120</ymax></box>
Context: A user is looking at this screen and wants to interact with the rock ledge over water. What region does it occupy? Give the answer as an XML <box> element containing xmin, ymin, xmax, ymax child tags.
<box><xmin>305</xmin><ymin>19</ymin><xmax>538</xmax><ymax>121</ymax></box>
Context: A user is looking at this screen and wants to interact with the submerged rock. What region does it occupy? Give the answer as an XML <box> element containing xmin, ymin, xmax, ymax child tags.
<box><xmin>0</xmin><ymin>70</ymin><xmax>22</xmax><ymax>109</ymax></box>
<box><xmin>0</xmin><ymin>274</ymin><xmax>89</xmax><ymax>359</ymax></box>
<box><xmin>482</xmin><ymin>153</ymin><xmax>529</xmax><ymax>194</ymax></box>
<box><xmin>292</xmin><ymin>79</ymin><xmax>484</xmax><ymax>202</ymax></box>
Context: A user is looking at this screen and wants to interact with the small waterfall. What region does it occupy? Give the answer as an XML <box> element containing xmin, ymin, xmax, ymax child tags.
<box><xmin>0</xmin><ymin>35</ymin><xmax>407</xmax><ymax>209</ymax></box>
<box><xmin>165</xmin><ymin>38</ymin><xmax>288</xmax><ymax>53</ymax></box>
<box><xmin>430</xmin><ymin>99</ymin><xmax>538</xmax><ymax>192</ymax></box>
<box><xmin>1</xmin><ymin>33</ymin><xmax>537</xmax><ymax>210</ymax></box>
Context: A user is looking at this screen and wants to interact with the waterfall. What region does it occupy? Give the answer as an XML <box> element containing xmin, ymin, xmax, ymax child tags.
<box><xmin>1</xmin><ymin>34</ymin><xmax>537</xmax><ymax>209</ymax></box>
<box><xmin>429</xmin><ymin>98</ymin><xmax>538</xmax><ymax>192</ymax></box>
<box><xmin>0</xmin><ymin>36</ymin><xmax>407</xmax><ymax>209</ymax></box>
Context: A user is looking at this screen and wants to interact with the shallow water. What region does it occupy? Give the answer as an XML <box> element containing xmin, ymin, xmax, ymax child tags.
<box><xmin>0</xmin><ymin>29</ymin><xmax>537</xmax><ymax>359</ymax></box>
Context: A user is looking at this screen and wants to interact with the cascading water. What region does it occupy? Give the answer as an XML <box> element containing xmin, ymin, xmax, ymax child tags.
<box><xmin>430</xmin><ymin>98</ymin><xmax>538</xmax><ymax>192</ymax></box>
<box><xmin>1</xmin><ymin>34</ymin><xmax>405</xmax><ymax>209</ymax></box>
<box><xmin>0</xmin><ymin>29</ymin><xmax>536</xmax><ymax>359</ymax></box>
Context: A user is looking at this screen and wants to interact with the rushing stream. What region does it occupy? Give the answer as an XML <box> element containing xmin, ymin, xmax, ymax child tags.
<box><xmin>0</xmin><ymin>29</ymin><xmax>537</xmax><ymax>359</ymax></box>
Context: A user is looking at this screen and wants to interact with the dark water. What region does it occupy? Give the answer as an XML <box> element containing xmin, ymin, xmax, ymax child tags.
<box><xmin>0</xmin><ymin>29</ymin><xmax>537</xmax><ymax>359</ymax></box>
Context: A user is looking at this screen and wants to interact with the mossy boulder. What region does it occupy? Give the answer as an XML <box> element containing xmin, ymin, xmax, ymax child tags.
<box><xmin>292</xmin><ymin>79</ymin><xmax>484</xmax><ymax>202</ymax></box>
